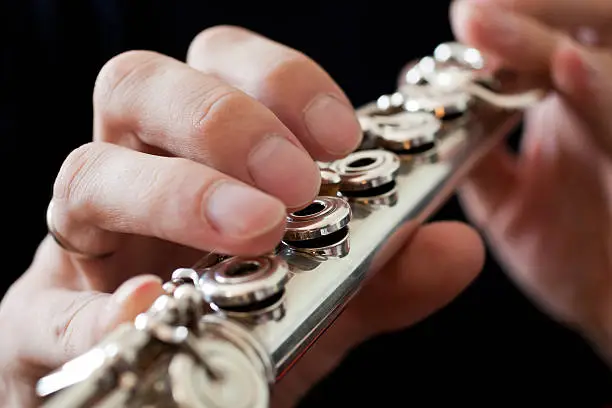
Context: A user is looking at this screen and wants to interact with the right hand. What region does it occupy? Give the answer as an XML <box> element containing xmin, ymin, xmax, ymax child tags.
<box><xmin>0</xmin><ymin>26</ymin><xmax>485</xmax><ymax>407</ymax></box>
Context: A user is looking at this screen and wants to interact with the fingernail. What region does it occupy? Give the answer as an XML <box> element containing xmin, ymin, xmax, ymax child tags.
<box><xmin>103</xmin><ymin>275</ymin><xmax>163</xmax><ymax>330</ymax></box>
<box><xmin>303</xmin><ymin>94</ymin><xmax>362</xmax><ymax>155</ymax></box>
<box><xmin>204</xmin><ymin>180</ymin><xmax>286</xmax><ymax>239</ymax></box>
<box><xmin>248</xmin><ymin>135</ymin><xmax>320</xmax><ymax>208</ymax></box>
<box><xmin>552</xmin><ymin>39</ymin><xmax>599</xmax><ymax>94</ymax></box>
<box><xmin>110</xmin><ymin>275</ymin><xmax>163</xmax><ymax>305</ymax></box>
<box><xmin>452</xmin><ymin>1</ymin><xmax>519</xmax><ymax>46</ymax></box>
<box><xmin>451</xmin><ymin>0</ymin><xmax>478</xmax><ymax>42</ymax></box>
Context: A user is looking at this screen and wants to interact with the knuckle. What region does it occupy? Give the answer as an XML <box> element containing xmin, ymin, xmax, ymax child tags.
<box><xmin>261</xmin><ymin>52</ymin><xmax>317</xmax><ymax>92</ymax></box>
<box><xmin>141</xmin><ymin>157</ymin><xmax>211</xmax><ymax>238</ymax></box>
<box><xmin>50</xmin><ymin>292</ymin><xmax>107</xmax><ymax>360</ymax></box>
<box><xmin>53</xmin><ymin>142</ymin><xmax>107</xmax><ymax>208</ymax></box>
<box><xmin>189</xmin><ymin>85</ymin><xmax>246</xmax><ymax>134</ymax></box>
<box><xmin>93</xmin><ymin>50</ymin><xmax>162</xmax><ymax>109</ymax></box>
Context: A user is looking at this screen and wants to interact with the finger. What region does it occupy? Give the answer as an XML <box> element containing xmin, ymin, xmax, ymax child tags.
<box><xmin>93</xmin><ymin>50</ymin><xmax>320</xmax><ymax>209</ymax></box>
<box><xmin>551</xmin><ymin>39</ymin><xmax>612</xmax><ymax>157</ymax></box>
<box><xmin>349</xmin><ymin>221</ymin><xmax>485</xmax><ymax>336</ymax></box>
<box><xmin>473</xmin><ymin>0</ymin><xmax>612</xmax><ymax>30</ymax></box>
<box><xmin>51</xmin><ymin>142</ymin><xmax>287</xmax><ymax>258</ymax></box>
<box><xmin>451</xmin><ymin>0</ymin><xmax>563</xmax><ymax>72</ymax></box>
<box><xmin>186</xmin><ymin>26</ymin><xmax>363</xmax><ymax>161</ymax></box>
<box><xmin>458</xmin><ymin>143</ymin><xmax>519</xmax><ymax>230</ymax></box>
<box><xmin>7</xmin><ymin>256</ymin><xmax>164</xmax><ymax>369</ymax></box>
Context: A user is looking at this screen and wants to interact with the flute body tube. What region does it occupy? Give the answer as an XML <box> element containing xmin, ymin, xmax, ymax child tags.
<box><xmin>35</xmin><ymin>43</ymin><xmax>544</xmax><ymax>408</ymax></box>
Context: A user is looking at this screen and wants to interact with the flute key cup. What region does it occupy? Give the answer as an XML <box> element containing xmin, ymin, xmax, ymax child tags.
<box><xmin>330</xmin><ymin>150</ymin><xmax>401</xmax><ymax>206</ymax></box>
<box><xmin>199</xmin><ymin>256</ymin><xmax>290</xmax><ymax>324</ymax></box>
<box><xmin>368</xmin><ymin>111</ymin><xmax>440</xmax><ymax>155</ymax></box>
<box><xmin>282</xmin><ymin>196</ymin><xmax>352</xmax><ymax>258</ymax></box>
<box><xmin>35</xmin><ymin>40</ymin><xmax>548</xmax><ymax>408</ymax></box>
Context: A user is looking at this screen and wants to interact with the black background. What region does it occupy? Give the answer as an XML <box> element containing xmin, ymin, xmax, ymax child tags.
<box><xmin>2</xmin><ymin>0</ymin><xmax>611</xmax><ymax>405</ymax></box>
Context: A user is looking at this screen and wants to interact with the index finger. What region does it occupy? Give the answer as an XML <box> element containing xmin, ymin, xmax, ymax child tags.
<box><xmin>478</xmin><ymin>0</ymin><xmax>612</xmax><ymax>29</ymax></box>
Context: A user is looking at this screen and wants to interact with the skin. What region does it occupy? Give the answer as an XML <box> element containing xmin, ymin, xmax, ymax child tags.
<box><xmin>0</xmin><ymin>0</ymin><xmax>611</xmax><ymax>406</ymax></box>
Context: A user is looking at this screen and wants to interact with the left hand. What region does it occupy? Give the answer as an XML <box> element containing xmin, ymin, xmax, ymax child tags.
<box><xmin>450</xmin><ymin>0</ymin><xmax>612</xmax><ymax>363</ymax></box>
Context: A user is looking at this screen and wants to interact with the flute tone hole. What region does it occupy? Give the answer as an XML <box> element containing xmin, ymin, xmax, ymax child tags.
<box><xmin>293</xmin><ymin>202</ymin><xmax>325</xmax><ymax>217</ymax></box>
<box><xmin>348</xmin><ymin>157</ymin><xmax>375</xmax><ymax>168</ymax></box>
<box><xmin>225</xmin><ymin>261</ymin><xmax>260</xmax><ymax>278</ymax></box>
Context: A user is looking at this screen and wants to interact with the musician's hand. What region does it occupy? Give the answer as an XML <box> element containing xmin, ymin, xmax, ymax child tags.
<box><xmin>451</xmin><ymin>0</ymin><xmax>612</xmax><ymax>362</ymax></box>
<box><xmin>0</xmin><ymin>26</ymin><xmax>485</xmax><ymax>407</ymax></box>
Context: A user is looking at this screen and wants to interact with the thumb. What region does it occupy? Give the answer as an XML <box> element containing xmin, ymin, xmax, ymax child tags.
<box><xmin>24</xmin><ymin>274</ymin><xmax>164</xmax><ymax>371</ymax></box>
<box><xmin>342</xmin><ymin>221</ymin><xmax>486</xmax><ymax>338</ymax></box>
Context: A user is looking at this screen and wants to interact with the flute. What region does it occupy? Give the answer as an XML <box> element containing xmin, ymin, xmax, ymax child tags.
<box><xmin>35</xmin><ymin>42</ymin><xmax>544</xmax><ymax>408</ymax></box>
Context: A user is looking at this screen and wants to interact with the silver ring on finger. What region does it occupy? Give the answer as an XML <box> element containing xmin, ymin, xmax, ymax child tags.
<box><xmin>46</xmin><ymin>200</ymin><xmax>114</xmax><ymax>259</ymax></box>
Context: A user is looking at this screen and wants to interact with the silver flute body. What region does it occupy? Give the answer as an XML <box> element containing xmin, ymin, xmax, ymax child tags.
<box><xmin>260</xmin><ymin>102</ymin><xmax>522</xmax><ymax>378</ymax></box>
<box><xmin>36</xmin><ymin>43</ymin><xmax>544</xmax><ymax>407</ymax></box>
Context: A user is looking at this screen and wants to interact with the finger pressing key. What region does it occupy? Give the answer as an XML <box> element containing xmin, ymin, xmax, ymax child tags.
<box><xmin>93</xmin><ymin>50</ymin><xmax>320</xmax><ymax>210</ymax></box>
<box><xmin>51</xmin><ymin>142</ymin><xmax>287</xmax><ymax>257</ymax></box>
<box><xmin>186</xmin><ymin>26</ymin><xmax>363</xmax><ymax>161</ymax></box>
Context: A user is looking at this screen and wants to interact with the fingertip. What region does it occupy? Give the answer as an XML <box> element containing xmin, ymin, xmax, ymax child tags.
<box><xmin>393</xmin><ymin>221</ymin><xmax>484</xmax><ymax>308</ymax></box>
<box><xmin>418</xmin><ymin>221</ymin><xmax>485</xmax><ymax>281</ymax></box>
<box><xmin>303</xmin><ymin>93</ymin><xmax>364</xmax><ymax>160</ymax></box>
<box><xmin>367</xmin><ymin>221</ymin><xmax>484</xmax><ymax>333</ymax></box>
<box><xmin>103</xmin><ymin>275</ymin><xmax>165</xmax><ymax>331</ymax></box>
<box><xmin>248</xmin><ymin>135</ymin><xmax>321</xmax><ymax>208</ymax></box>
<box><xmin>450</xmin><ymin>0</ymin><xmax>476</xmax><ymax>45</ymax></box>
<box><xmin>551</xmin><ymin>39</ymin><xmax>589</xmax><ymax>96</ymax></box>
<box><xmin>450</xmin><ymin>0</ymin><xmax>495</xmax><ymax>48</ymax></box>
<box><xmin>204</xmin><ymin>180</ymin><xmax>288</xmax><ymax>240</ymax></box>
<box><xmin>445</xmin><ymin>221</ymin><xmax>486</xmax><ymax>273</ymax></box>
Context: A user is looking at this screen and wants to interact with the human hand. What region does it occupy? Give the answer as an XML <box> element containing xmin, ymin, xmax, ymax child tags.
<box><xmin>450</xmin><ymin>0</ymin><xmax>612</xmax><ymax>362</ymax></box>
<box><xmin>0</xmin><ymin>26</ymin><xmax>484</xmax><ymax>407</ymax></box>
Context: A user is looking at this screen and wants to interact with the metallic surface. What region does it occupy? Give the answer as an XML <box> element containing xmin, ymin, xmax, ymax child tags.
<box><xmin>36</xmin><ymin>42</ymin><xmax>543</xmax><ymax>407</ymax></box>
<box><xmin>199</xmin><ymin>256</ymin><xmax>290</xmax><ymax>307</ymax></box>
<box><xmin>368</xmin><ymin>111</ymin><xmax>441</xmax><ymax>152</ymax></box>
<box><xmin>283</xmin><ymin>197</ymin><xmax>352</xmax><ymax>241</ymax></box>
<box><xmin>317</xmin><ymin>168</ymin><xmax>341</xmax><ymax>197</ymax></box>
<box><xmin>250</xmin><ymin>100</ymin><xmax>525</xmax><ymax>379</ymax></box>
<box><xmin>330</xmin><ymin>150</ymin><xmax>401</xmax><ymax>192</ymax></box>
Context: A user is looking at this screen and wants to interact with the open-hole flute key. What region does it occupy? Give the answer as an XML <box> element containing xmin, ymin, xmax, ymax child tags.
<box><xmin>36</xmin><ymin>42</ymin><xmax>545</xmax><ymax>408</ymax></box>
